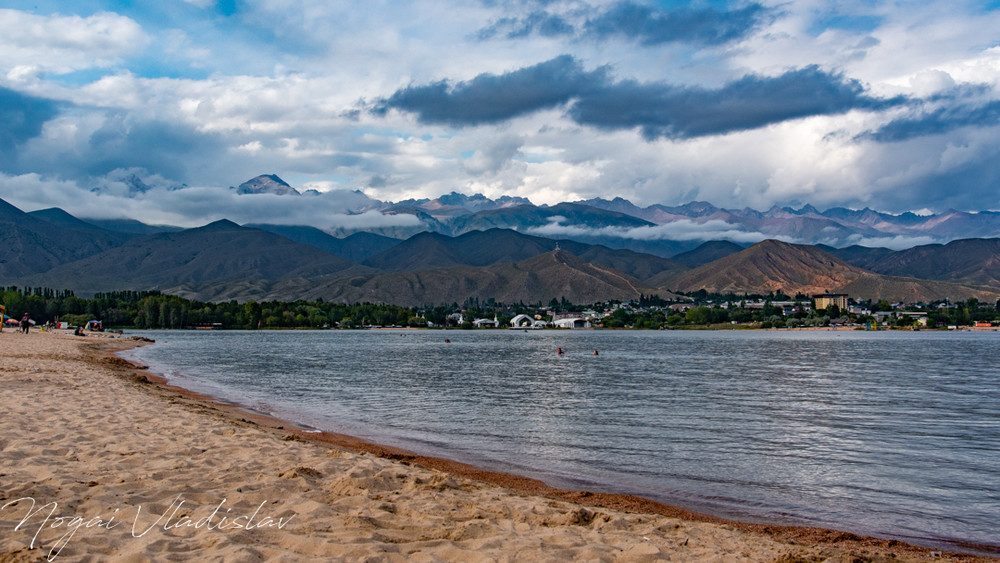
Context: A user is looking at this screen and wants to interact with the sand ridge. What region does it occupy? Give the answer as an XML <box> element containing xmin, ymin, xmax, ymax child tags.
<box><xmin>0</xmin><ymin>331</ymin><xmax>990</xmax><ymax>562</ymax></box>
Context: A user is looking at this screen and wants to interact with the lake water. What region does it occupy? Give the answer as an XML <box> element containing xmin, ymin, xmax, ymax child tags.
<box><xmin>121</xmin><ymin>329</ymin><xmax>1000</xmax><ymax>554</ymax></box>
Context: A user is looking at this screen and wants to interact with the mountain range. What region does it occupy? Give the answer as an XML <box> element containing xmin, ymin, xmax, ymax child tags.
<box><xmin>224</xmin><ymin>175</ymin><xmax>1000</xmax><ymax>254</ymax></box>
<box><xmin>3</xmin><ymin>174</ymin><xmax>1000</xmax><ymax>306</ymax></box>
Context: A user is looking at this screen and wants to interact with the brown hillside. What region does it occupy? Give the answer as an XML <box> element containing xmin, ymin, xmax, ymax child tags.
<box><xmin>836</xmin><ymin>273</ymin><xmax>1000</xmax><ymax>303</ymax></box>
<box><xmin>860</xmin><ymin>238</ymin><xmax>1000</xmax><ymax>286</ymax></box>
<box><xmin>17</xmin><ymin>220</ymin><xmax>364</xmax><ymax>295</ymax></box>
<box><xmin>661</xmin><ymin>240</ymin><xmax>867</xmax><ymax>295</ymax></box>
<box><xmin>658</xmin><ymin>239</ymin><xmax>1000</xmax><ymax>302</ymax></box>
<box><xmin>179</xmin><ymin>249</ymin><xmax>658</xmax><ymax>305</ymax></box>
<box><xmin>320</xmin><ymin>249</ymin><xmax>654</xmax><ymax>305</ymax></box>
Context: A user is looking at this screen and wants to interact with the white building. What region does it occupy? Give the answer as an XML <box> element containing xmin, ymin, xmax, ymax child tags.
<box><xmin>509</xmin><ymin>314</ymin><xmax>547</xmax><ymax>329</ymax></box>
<box><xmin>473</xmin><ymin>316</ymin><xmax>499</xmax><ymax>328</ymax></box>
<box><xmin>553</xmin><ymin>317</ymin><xmax>591</xmax><ymax>329</ymax></box>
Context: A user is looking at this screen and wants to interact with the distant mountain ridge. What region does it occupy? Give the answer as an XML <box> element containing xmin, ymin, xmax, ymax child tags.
<box><xmin>0</xmin><ymin>199</ymin><xmax>135</xmax><ymax>278</ymax></box>
<box><xmin>4</xmin><ymin>185</ymin><xmax>1000</xmax><ymax>305</ymax></box>
<box><xmin>577</xmin><ymin>198</ymin><xmax>1000</xmax><ymax>249</ymax></box>
<box><xmin>246</xmin><ymin>224</ymin><xmax>401</xmax><ymax>263</ymax></box>
<box><xmin>360</xmin><ymin>228</ymin><xmax>685</xmax><ymax>283</ymax></box>
<box><xmin>394</xmin><ymin>191</ymin><xmax>532</xmax><ymax>213</ymax></box>
<box><xmin>77</xmin><ymin>174</ymin><xmax>1000</xmax><ymax>251</ymax></box>
<box><xmin>14</xmin><ymin>219</ymin><xmax>368</xmax><ymax>296</ymax></box>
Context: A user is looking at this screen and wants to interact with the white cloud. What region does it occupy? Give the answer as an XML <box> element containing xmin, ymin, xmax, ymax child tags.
<box><xmin>845</xmin><ymin>234</ymin><xmax>941</xmax><ymax>250</ymax></box>
<box><xmin>0</xmin><ymin>171</ymin><xmax>418</xmax><ymax>231</ymax></box>
<box><xmin>0</xmin><ymin>9</ymin><xmax>147</xmax><ymax>75</ymax></box>
<box><xmin>325</xmin><ymin>209</ymin><xmax>423</xmax><ymax>230</ymax></box>
<box><xmin>525</xmin><ymin>216</ymin><xmax>782</xmax><ymax>244</ymax></box>
<box><xmin>0</xmin><ymin>172</ymin><xmax>96</xmax><ymax>212</ymax></box>
<box><xmin>908</xmin><ymin>70</ymin><xmax>956</xmax><ymax>97</ymax></box>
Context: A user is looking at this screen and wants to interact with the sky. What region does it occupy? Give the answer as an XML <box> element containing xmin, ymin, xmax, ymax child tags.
<box><xmin>1</xmin><ymin>0</ymin><xmax>1000</xmax><ymax>228</ymax></box>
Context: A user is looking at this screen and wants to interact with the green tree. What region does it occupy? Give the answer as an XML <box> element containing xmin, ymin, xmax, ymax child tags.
<box><xmin>685</xmin><ymin>306</ymin><xmax>712</xmax><ymax>325</ymax></box>
<box><xmin>243</xmin><ymin>301</ymin><xmax>262</xmax><ymax>328</ymax></box>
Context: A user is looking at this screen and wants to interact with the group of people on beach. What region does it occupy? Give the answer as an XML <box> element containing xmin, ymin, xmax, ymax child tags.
<box><xmin>11</xmin><ymin>313</ymin><xmax>32</xmax><ymax>334</ymax></box>
<box><xmin>0</xmin><ymin>313</ymin><xmax>48</xmax><ymax>334</ymax></box>
<box><xmin>0</xmin><ymin>311</ymin><xmax>93</xmax><ymax>335</ymax></box>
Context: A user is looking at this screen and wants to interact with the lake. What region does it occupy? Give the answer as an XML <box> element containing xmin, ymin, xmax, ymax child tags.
<box><xmin>121</xmin><ymin>329</ymin><xmax>1000</xmax><ymax>554</ymax></box>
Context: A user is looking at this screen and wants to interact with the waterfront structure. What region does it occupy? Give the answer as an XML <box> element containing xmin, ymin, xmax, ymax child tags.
<box><xmin>473</xmin><ymin>316</ymin><xmax>500</xmax><ymax>328</ymax></box>
<box><xmin>814</xmin><ymin>293</ymin><xmax>849</xmax><ymax>310</ymax></box>
<box><xmin>509</xmin><ymin>314</ymin><xmax>547</xmax><ymax>329</ymax></box>
<box><xmin>553</xmin><ymin>317</ymin><xmax>591</xmax><ymax>329</ymax></box>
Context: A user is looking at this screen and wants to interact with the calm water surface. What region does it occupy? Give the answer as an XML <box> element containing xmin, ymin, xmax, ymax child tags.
<box><xmin>122</xmin><ymin>329</ymin><xmax>1000</xmax><ymax>554</ymax></box>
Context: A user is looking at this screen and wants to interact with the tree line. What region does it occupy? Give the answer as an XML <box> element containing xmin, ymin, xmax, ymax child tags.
<box><xmin>0</xmin><ymin>288</ymin><xmax>419</xmax><ymax>330</ymax></box>
<box><xmin>0</xmin><ymin>287</ymin><xmax>563</xmax><ymax>330</ymax></box>
<box><xmin>3</xmin><ymin>286</ymin><xmax>997</xmax><ymax>330</ymax></box>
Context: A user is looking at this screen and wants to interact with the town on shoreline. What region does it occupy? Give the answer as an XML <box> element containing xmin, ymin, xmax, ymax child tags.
<box><xmin>3</xmin><ymin>286</ymin><xmax>998</xmax><ymax>333</ymax></box>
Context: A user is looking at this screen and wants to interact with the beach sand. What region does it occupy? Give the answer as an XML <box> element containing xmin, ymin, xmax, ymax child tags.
<box><xmin>0</xmin><ymin>331</ymin><xmax>990</xmax><ymax>562</ymax></box>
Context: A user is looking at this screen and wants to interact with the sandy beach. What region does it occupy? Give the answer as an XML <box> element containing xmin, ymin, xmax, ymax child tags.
<box><xmin>0</xmin><ymin>331</ymin><xmax>991</xmax><ymax>562</ymax></box>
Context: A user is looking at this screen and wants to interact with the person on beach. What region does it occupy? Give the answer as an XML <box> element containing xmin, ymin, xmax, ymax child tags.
<box><xmin>20</xmin><ymin>313</ymin><xmax>30</xmax><ymax>334</ymax></box>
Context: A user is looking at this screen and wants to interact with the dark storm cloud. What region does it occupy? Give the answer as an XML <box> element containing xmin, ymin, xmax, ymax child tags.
<box><xmin>476</xmin><ymin>1</ymin><xmax>771</xmax><ymax>46</ymax></box>
<box><xmin>862</xmin><ymin>100</ymin><xmax>1000</xmax><ymax>143</ymax></box>
<box><xmin>375</xmin><ymin>55</ymin><xmax>608</xmax><ymax>126</ymax></box>
<box><xmin>380</xmin><ymin>58</ymin><xmax>902</xmax><ymax>139</ymax></box>
<box><xmin>872</xmin><ymin>151</ymin><xmax>1000</xmax><ymax>212</ymax></box>
<box><xmin>83</xmin><ymin>115</ymin><xmax>226</xmax><ymax>180</ymax></box>
<box><xmin>570</xmin><ymin>65</ymin><xmax>903</xmax><ymax>140</ymax></box>
<box><xmin>0</xmin><ymin>87</ymin><xmax>60</xmax><ymax>164</ymax></box>
<box><xmin>13</xmin><ymin>110</ymin><xmax>229</xmax><ymax>184</ymax></box>
<box><xmin>584</xmin><ymin>1</ymin><xmax>771</xmax><ymax>46</ymax></box>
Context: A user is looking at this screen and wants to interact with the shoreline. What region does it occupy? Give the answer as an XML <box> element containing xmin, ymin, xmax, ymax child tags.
<box><xmin>2</xmin><ymin>331</ymin><xmax>995</xmax><ymax>561</ymax></box>
<box><xmin>124</xmin><ymin>339</ymin><xmax>999</xmax><ymax>560</ymax></box>
<box><xmin>112</xmin><ymin>331</ymin><xmax>1000</xmax><ymax>559</ymax></box>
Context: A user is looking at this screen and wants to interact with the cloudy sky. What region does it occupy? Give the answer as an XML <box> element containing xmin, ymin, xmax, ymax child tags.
<box><xmin>2</xmin><ymin>0</ymin><xmax>1000</xmax><ymax>228</ymax></box>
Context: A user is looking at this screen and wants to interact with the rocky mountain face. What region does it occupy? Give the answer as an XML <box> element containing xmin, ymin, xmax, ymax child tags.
<box><xmin>234</xmin><ymin>174</ymin><xmax>300</xmax><ymax>195</ymax></box>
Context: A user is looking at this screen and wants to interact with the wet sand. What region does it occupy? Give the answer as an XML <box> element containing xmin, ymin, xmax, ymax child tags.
<box><xmin>0</xmin><ymin>331</ymin><xmax>992</xmax><ymax>561</ymax></box>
